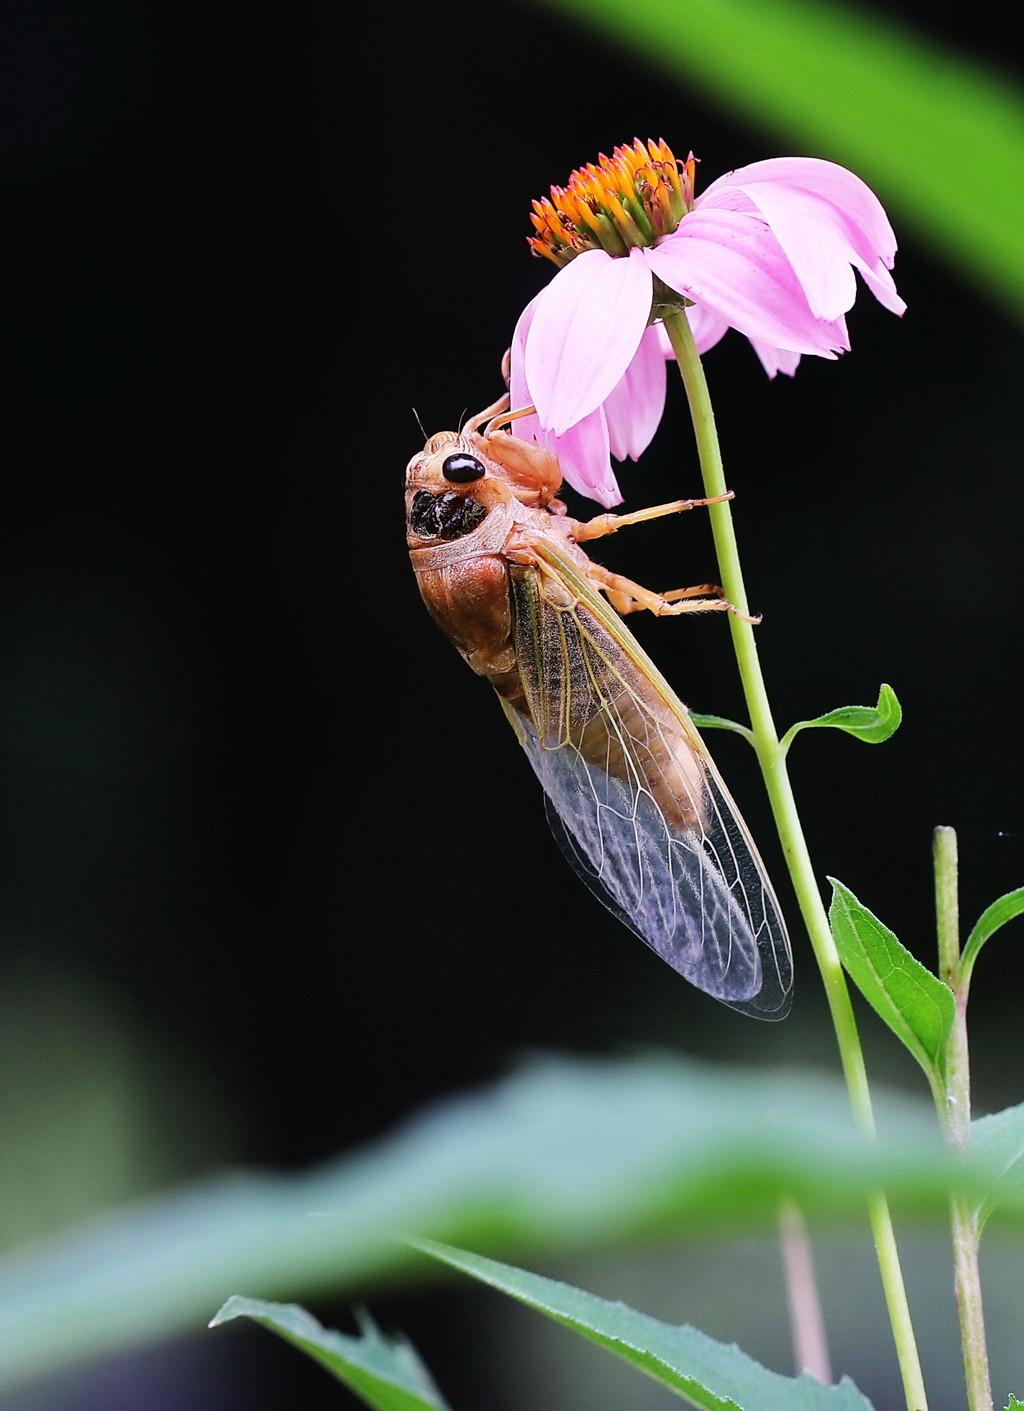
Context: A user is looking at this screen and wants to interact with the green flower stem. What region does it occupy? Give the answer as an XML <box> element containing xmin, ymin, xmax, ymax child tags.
<box><xmin>663</xmin><ymin>308</ymin><xmax>928</xmax><ymax>1411</ymax></box>
<box><xmin>933</xmin><ymin>826</ymin><xmax>993</xmax><ymax>1411</ymax></box>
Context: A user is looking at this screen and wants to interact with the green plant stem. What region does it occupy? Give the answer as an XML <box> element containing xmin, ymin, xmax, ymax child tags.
<box><xmin>933</xmin><ymin>826</ymin><xmax>993</xmax><ymax>1411</ymax></box>
<box><xmin>664</xmin><ymin>308</ymin><xmax>928</xmax><ymax>1411</ymax></box>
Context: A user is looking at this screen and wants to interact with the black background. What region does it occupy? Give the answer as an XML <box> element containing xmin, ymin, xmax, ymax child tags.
<box><xmin>4</xmin><ymin>0</ymin><xmax>1023</xmax><ymax>1406</ymax></box>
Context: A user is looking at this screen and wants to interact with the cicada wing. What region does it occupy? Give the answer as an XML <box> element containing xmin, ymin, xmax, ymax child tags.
<box><xmin>501</xmin><ymin>552</ymin><xmax>792</xmax><ymax>1020</ymax></box>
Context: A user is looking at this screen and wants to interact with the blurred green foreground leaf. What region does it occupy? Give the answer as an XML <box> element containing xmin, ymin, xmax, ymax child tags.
<box><xmin>1</xmin><ymin>1053</ymin><xmax>1021</xmax><ymax>1391</ymax></box>
<box><xmin>972</xmin><ymin>1103</ymin><xmax>1024</xmax><ymax>1236</ymax></box>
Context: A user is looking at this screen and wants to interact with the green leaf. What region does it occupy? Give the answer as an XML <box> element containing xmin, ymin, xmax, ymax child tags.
<box><xmin>535</xmin><ymin>0</ymin><xmax>1024</xmax><ymax>319</ymax></box>
<box><xmin>781</xmin><ymin>685</ymin><xmax>901</xmax><ymax>753</ymax></box>
<box><xmin>972</xmin><ymin>1103</ymin><xmax>1024</xmax><ymax>1235</ymax></box>
<box><xmin>1004</xmin><ymin>1397</ymin><xmax>1024</xmax><ymax>1409</ymax></box>
<box><xmin>210</xmin><ymin>1297</ymin><xmax>448</xmax><ymax>1411</ymax></box>
<box><xmin>0</xmin><ymin>1053</ymin><xmax>1012</xmax><ymax>1394</ymax></box>
<box><xmin>411</xmin><ymin>1239</ymin><xmax>872</xmax><ymax>1411</ymax></box>
<box><xmin>960</xmin><ymin>887</ymin><xmax>1024</xmax><ymax>990</ymax></box>
<box><xmin>689</xmin><ymin>712</ymin><xmax>754</xmax><ymax>744</ymax></box>
<box><xmin>828</xmin><ymin>879</ymin><xmax>955</xmax><ymax>1088</ymax></box>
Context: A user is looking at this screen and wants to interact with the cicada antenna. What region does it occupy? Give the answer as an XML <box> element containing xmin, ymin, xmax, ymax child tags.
<box><xmin>410</xmin><ymin>407</ymin><xmax>428</xmax><ymax>440</ymax></box>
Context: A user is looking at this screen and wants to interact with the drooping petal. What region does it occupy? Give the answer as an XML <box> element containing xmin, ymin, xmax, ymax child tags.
<box><xmin>748</xmin><ymin>340</ymin><xmax>802</xmax><ymax>379</ymax></box>
<box><xmin>526</xmin><ymin>247</ymin><xmax>653</xmax><ymax>435</ymax></box>
<box><xmin>542</xmin><ymin>408</ymin><xmax>622</xmax><ymax>507</ymax></box>
<box><xmin>681</xmin><ymin>304</ymin><xmax>731</xmax><ymax>357</ymax></box>
<box><xmin>655</xmin><ymin>304</ymin><xmax>802</xmax><ymax>380</ymax></box>
<box><xmin>853</xmin><ymin>257</ymin><xmax>907</xmax><ymax>316</ymax></box>
<box><xmin>647</xmin><ymin>209</ymin><xmax>848</xmax><ymax>356</ymax></box>
<box><xmin>655</xmin><ymin>306</ymin><xmax>730</xmax><ymax>362</ymax></box>
<box><xmin>509</xmin><ymin>295</ymin><xmax>623</xmax><ymax>506</ymax></box>
<box><xmin>700</xmin><ymin>157</ymin><xmax>904</xmax><ymax>319</ymax></box>
<box><xmin>603</xmin><ymin>326</ymin><xmax>667</xmax><ymax>461</ymax></box>
<box><xmin>701</xmin><ymin>157</ymin><xmax>897</xmax><ymax>267</ymax></box>
<box><xmin>509</xmin><ymin>296</ymin><xmax>538</xmax><ymax>402</ymax></box>
<box><xmin>700</xmin><ymin>182</ymin><xmax>857</xmax><ymax>320</ymax></box>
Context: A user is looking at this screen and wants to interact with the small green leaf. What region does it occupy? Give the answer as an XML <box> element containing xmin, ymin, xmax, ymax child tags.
<box><xmin>829</xmin><ymin>879</ymin><xmax>954</xmax><ymax>1088</ymax></box>
<box><xmin>972</xmin><ymin>1103</ymin><xmax>1024</xmax><ymax>1235</ymax></box>
<box><xmin>1004</xmin><ymin>1396</ymin><xmax>1024</xmax><ymax>1409</ymax></box>
<box><xmin>960</xmin><ymin>887</ymin><xmax>1024</xmax><ymax>991</ymax></box>
<box><xmin>210</xmin><ymin>1297</ymin><xmax>449</xmax><ymax>1411</ymax></box>
<box><xmin>689</xmin><ymin>712</ymin><xmax>754</xmax><ymax>744</ymax></box>
<box><xmin>410</xmin><ymin>1239</ymin><xmax>873</xmax><ymax>1411</ymax></box>
<box><xmin>781</xmin><ymin>685</ymin><xmax>901</xmax><ymax>753</ymax></box>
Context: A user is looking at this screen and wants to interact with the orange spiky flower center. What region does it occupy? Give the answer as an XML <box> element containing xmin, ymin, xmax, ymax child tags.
<box><xmin>528</xmin><ymin>138</ymin><xmax>697</xmax><ymax>268</ymax></box>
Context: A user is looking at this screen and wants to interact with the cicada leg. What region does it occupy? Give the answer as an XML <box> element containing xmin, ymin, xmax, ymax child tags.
<box><xmin>587</xmin><ymin>563</ymin><xmax>761</xmax><ymax>624</ymax></box>
<box><xmin>662</xmin><ymin>583</ymin><xmax>725</xmax><ymax>601</ymax></box>
<box><xmin>603</xmin><ymin>582</ymin><xmax>723</xmax><ymax>614</ymax></box>
<box><xmin>569</xmin><ymin>491</ymin><xmax>734</xmax><ymax>543</ymax></box>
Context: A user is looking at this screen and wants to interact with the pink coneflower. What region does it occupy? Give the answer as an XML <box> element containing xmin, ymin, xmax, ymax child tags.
<box><xmin>513</xmin><ymin>139</ymin><xmax>905</xmax><ymax>504</ymax></box>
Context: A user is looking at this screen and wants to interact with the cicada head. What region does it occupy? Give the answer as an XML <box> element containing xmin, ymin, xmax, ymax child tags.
<box><xmin>405</xmin><ymin>393</ymin><xmax>563</xmax><ymax>517</ymax></box>
<box><xmin>404</xmin><ymin>402</ymin><xmax>521</xmax><ymax>548</ymax></box>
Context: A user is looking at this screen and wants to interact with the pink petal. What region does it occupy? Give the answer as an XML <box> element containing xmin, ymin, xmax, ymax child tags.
<box><xmin>654</xmin><ymin>305</ymin><xmax>730</xmax><ymax>360</ymax></box>
<box><xmin>702</xmin><ymin>157</ymin><xmax>897</xmax><ymax>267</ymax></box>
<box><xmin>543</xmin><ymin>409</ymin><xmax>622</xmax><ymax>507</ymax></box>
<box><xmin>701</xmin><ymin>157</ymin><xmax>904</xmax><ymax>320</ymax></box>
<box><xmin>683</xmin><ymin>304</ymin><xmax>730</xmax><ymax>357</ymax></box>
<box><xmin>603</xmin><ymin>326</ymin><xmax>667</xmax><ymax>461</ymax></box>
<box><xmin>509</xmin><ymin>295</ymin><xmax>539</xmax><ymax>410</ymax></box>
<box><xmin>853</xmin><ymin>257</ymin><xmax>907</xmax><ymax>316</ymax></box>
<box><xmin>509</xmin><ymin>296</ymin><xmax>623</xmax><ymax>507</ymax></box>
<box><xmin>748</xmin><ymin>340</ymin><xmax>802</xmax><ymax>379</ymax></box>
<box><xmin>647</xmin><ymin>209</ymin><xmax>848</xmax><ymax>356</ymax></box>
<box><xmin>701</xmin><ymin>181</ymin><xmax>857</xmax><ymax>320</ymax></box>
<box><xmin>526</xmin><ymin>248</ymin><xmax>653</xmax><ymax>435</ymax></box>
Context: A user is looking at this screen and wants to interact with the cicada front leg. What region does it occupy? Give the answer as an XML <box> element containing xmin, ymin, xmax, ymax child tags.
<box><xmin>568</xmin><ymin>491</ymin><xmax>735</xmax><ymax>542</ymax></box>
<box><xmin>464</xmin><ymin>402</ymin><xmax>564</xmax><ymax>508</ymax></box>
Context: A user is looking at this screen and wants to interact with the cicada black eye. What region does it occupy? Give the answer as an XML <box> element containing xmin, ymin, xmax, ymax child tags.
<box><xmin>442</xmin><ymin>453</ymin><xmax>485</xmax><ymax>483</ymax></box>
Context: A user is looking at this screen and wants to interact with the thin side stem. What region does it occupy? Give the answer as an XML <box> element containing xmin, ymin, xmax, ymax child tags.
<box><xmin>664</xmin><ymin>308</ymin><xmax>928</xmax><ymax>1411</ymax></box>
<box><xmin>779</xmin><ymin>1197</ymin><xmax>832</xmax><ymax>1383</ymax></box>
<box><xmin>933</xmin><ymin>826</ymin><xmax>993</xmax><ymax>1411</ymax></box>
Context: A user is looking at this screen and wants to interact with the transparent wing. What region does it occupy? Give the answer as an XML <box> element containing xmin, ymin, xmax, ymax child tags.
<box><xmin>500</xmin><ymin>547</ymin><xmax>792</xmax><ymax>1019</ymax></box>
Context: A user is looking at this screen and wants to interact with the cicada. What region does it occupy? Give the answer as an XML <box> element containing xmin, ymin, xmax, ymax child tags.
<box><xmin>405</xmin><ymin>396</ymin><xmax>792</xmax><ymax>1019</ymax></box>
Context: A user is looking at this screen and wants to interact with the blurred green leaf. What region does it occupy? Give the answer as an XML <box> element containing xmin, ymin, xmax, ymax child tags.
<box><xmin>411</xmin><ymin>1238</ymin><xmax>873</xmax><ymax>1410</ymax></box>
<box><xmin>211</xmin><ymin>1297</ymin><xmax>449</xmax><ymax>1411</ymax></box>
<box><xmin>961</xmin><ymin>887</ymin><xmax>1024</xmax><ymax>990</ymax></box>
<box><xmin>0</xmin><ymin>1053</ymin><xmax>1016</xmax><ymax>1393</ymax></box>
<box><xmin>1005</xmin><ymin>1396</ymin><xmax>1024</xmax><ymax>1409</ymax></box>
<box><xmin>536</xmin><ymin>0</ymin><xmax>1024</xmax><ymax>317</ymax></box>
<box><xmin>829</xmin><ymin>879</ymin><xmax>954</xmax><ymax>1089</ymax></box>
<box><xmin>781</xmin><ymin>685</ymin><xmax>902</xmax><ymax>753</ymax></box>
<box><xmin>972</xmin><ymin>1103</ymin><xmax>1024</xmax><ymax>1235</ymax></box>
